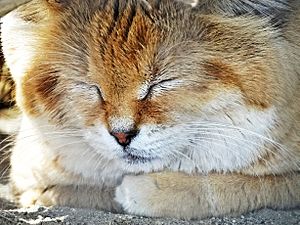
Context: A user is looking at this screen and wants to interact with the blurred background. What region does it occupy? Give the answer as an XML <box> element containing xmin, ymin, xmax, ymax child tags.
<box><xmin>0</xmin><ymin>0</ymin><xmax>30</xmax><ymax>16</ymax></box>
<box><xmin>0</xmin><ymin>0</ymin><xmax>27</xmax><ymax>207</ymax></box>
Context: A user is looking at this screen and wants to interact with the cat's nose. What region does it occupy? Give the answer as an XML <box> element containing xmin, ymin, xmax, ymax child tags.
<box><xmin>110</xmin><ymin>130</ymin><xmax>138</xmax><ymax>147</ymax></box>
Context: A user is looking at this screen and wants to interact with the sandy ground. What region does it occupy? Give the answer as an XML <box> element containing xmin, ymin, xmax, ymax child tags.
<box><xmin>0</xmin><ymin>205</ymin><xmax>299</xmax><ymax>225</ymax></box>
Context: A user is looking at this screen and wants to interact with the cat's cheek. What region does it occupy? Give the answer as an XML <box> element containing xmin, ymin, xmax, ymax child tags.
<box><xmin>65</xmin><ymin>96</ymin><xmax>104</xmax><ymax>127</ymax></box>
<box><xmin>83</xmin><ymin>106</ymin><xmax>105</xmax><ymax>128</ymax></box>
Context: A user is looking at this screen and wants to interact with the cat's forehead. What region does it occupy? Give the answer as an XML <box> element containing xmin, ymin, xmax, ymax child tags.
<box><xmin>88</xmin><ymin>1</ymin><xmax>165</xmax><ymax>83</ymax></box>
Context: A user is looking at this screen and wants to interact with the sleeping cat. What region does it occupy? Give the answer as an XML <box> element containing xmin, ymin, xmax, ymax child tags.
<box><xmin>1</xmin><ymin>0</ymin><xmax>299</xmax><ymax>219</ymax></box>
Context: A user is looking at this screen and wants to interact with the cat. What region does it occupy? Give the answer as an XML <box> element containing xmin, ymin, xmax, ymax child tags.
<box><xmin>0</xmin><ymin>0</ymin><xmax>299</xmax><ymax>219</ymax></box>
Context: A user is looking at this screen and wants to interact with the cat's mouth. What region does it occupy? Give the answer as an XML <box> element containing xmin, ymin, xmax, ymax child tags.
<box><xmin>122</xmin><ymin>148</ymin><xmax>157</xmax><ymax>164</ymax></box>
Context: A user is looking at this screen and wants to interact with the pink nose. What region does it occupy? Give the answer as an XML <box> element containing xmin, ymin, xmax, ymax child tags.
<box><xmin>110</xmin><ymin>131</ymin><xmax>138</xmax><ymax>147</ymax></box>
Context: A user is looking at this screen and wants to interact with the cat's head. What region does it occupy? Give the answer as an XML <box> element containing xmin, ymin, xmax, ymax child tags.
<box><xmin>1</xmin><ymin>0</ymin><xmax>292</xmax><ymax>176</ymax></box>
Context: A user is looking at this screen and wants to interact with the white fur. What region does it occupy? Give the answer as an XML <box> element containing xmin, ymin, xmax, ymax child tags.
<box><xmin>190</xmin><ymin>0</ymin><xmax>198</xmax><ymax>7</ymax></box>
<box><xmin>115</xmin><ymin>175</ymin><xmax>157</xmax><ymax>217</ymax></box>
<box><xmin>1</xmin><ymin>12</ymin><xmax>39</xmax><ymax>84</ymax></box>
<box><xmin>11</xmin><ymin>116</ymin><xmax>123</xmax><ymax>190</ymax></box>
<box><xmin>1</xmin><ymin>11</ymin><xmax>41</xmax><ymax>115</ymax></box>
<box><xmin>0</xmin><ymin>115</ymin><xmax>21</xmax><ymax>134</ymax></box>
<box><xmin>108</xmin><ymin>117</ymin><xmax>135</xmax><ymax>132</ymax></box>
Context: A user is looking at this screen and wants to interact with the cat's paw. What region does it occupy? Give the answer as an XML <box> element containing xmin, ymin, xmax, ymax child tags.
<box><xmin>115</xmin><ymin>174</ymin><xmax>162</xmax><ymax>217</ymax></box>
<box><xmin>18</xmin><ymin>187</ymin><xmax>57</xmax><ymax>207</ymax></box>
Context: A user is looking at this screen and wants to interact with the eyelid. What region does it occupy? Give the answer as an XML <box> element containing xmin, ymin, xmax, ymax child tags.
<box><xmin>140</xmin><ymin>77</ymin><xmax>179</xmax><ymax>100</ymax></box>
<box><xmin>93</xmin><ymin>84</ymin><xmax>105</xmax><ymax>101</ymax></box>
<box><xmin>151</xmin><ymin>77</ymin><xmax>178</xmax><ymax>86</ymax></box>
<box><xmin>73</xmin><ymin>80</ymin><xmax>104</xmax><ymax>100</ymax></box>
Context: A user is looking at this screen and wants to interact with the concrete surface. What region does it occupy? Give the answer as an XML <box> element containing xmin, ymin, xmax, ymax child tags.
<box><xmin>0</xmin><ymin>206</ymin><xmax>299</xmax><ymax>225</ymax></box>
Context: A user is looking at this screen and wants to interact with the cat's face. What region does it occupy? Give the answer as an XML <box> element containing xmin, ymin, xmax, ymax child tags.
<box><xmin>2</xmin><ymin>0</ymin><xmax>283</xmax><ymax>176</ymax></box>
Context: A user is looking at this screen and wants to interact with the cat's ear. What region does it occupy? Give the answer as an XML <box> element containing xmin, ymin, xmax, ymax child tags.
<box><xmin>193</xmin><ymin>0</ymin><xmax>290</xmax><ymax>27</ymax></box>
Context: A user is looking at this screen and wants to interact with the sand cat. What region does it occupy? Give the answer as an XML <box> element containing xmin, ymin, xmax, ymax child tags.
<box><xmin>0</xmin><ymin>0</ymin><xmax>299</xmax><ymax>219</ymax></box>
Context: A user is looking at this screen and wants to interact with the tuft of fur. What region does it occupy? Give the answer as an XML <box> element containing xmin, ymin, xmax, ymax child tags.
<box><xmin>194</xmin><ymin>0</ymin><xmax>291</xmax><ymax>28</ymax></box>
<box><xmin>0</xmin><ymin>0</ymin><xmax>299</xmax><ymax>219</ymax></box>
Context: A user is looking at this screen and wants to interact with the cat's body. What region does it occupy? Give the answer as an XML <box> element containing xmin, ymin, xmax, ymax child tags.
<box><xmin>0</xmin><ymin>0</ymin><xmax>299</xmax><ymax>219</ymax></box>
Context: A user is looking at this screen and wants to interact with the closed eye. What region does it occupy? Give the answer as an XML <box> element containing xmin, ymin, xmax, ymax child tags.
<box><xmin>93</xmin><ymin>85</ymin><xmax>105</xmax><ymax>101</ymax></box>
<box><xmin>73</xmin><ymin>80</ymin><xmax>104</xmax><ymax>101</ymax></box>
<box><xmin>139</xmin><ymin>78</ymin><xmax>181</xmax><ymax>101</ymax></box>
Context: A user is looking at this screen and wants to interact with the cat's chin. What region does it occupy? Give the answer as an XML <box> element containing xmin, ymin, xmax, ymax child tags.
<box><xmin>120</xmin><ymin>147</ymin><xmax>160</xmax><ymax>165</ymax></box>
<box><xmin>117</xmin><ymin>152</ymin><xmax>166</xmax><ymax>174</ymax></box>
<box><xmin>122</xmin><ymin>152</ymin><xmax>158</xmax><ymax>165</ymax></box>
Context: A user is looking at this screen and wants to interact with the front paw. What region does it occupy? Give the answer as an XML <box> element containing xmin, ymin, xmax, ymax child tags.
<box><xmin>115</xmin><ymin>174</ymin><xmax>162</xmax><ymax>217</ymax></box>
<box><xmin>18</xmin><ymin>187</ymin><xmax>57</xmax><ymax>208</ymax></box>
